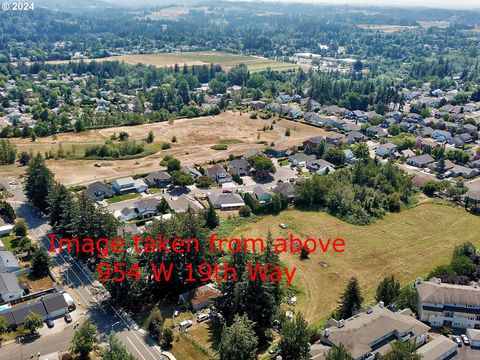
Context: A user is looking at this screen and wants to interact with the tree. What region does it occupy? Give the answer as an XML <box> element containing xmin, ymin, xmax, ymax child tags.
<box><xmin>336</xmin><ymin>277</ymin><xmax>363</xmax><ymax>319</ymax></box>
<box><xmin>351</xmin><ymin>142</ymin><xmax>369</xmax><ymax>159</ymax></box>
<box><xmin>157</xmin><ymin>198</ymin><xmax>171</xmax><ymax>214</ymax></box>
<box><xmin>219</xmin><ymin>314</ymin><xmax>258</xmax><ymax>360</ymax></box>
<box><xmin>23</xmin><ymin>312</ymin><xmax>43</xmax><ymax>335</ymax></box>
<box><xmin>148</xmin><ymin>308</ymin><xmax>163</xmax><ymax>341</ymax></box>
<box><xmin>209</xmin><ymin>79</ymin><xmax>227</xmax><ymax>94</ymax></box>
<box><xmin>0</xmin><ymin>201</ymin><xmax>16</xmax><ymax>223</ymax></box>
<box><xmin>18</xmin><ymin>151</ymin><xmax>31</xmax><ymax>166</ymax></box>
<box><xmin>24</xmin><ymin>154</ymin><xmax>54</xmax><ymax>211</ymax></box>
<box><xmin>324</xmin><ymin>148</ymin><xmax>346</xmax><ymax>166</ymax></box>
<box><xmin>239</xmin><ymin>205</ymin><xmax>251</xmax><ymax>217</ymax></box>
<box><xmin>279</xmin><ymin>313</ymin><xmax>310</xmax><ymax>360</ymax></box>
<box><xmin>161</xmin><ymin>327</ymin><xmax>173</xmax><ymax>350</ymax></box>
<box><xmin>248</xmin><ymin>155</ymin><xmax>276</xmax><ymax>181</ymax></box>
<box><xmin>375</xmin><ymin>275</ymin><xmax>400</xmax><ymax>306</ymax></box>
<box><xmin>383</xmin><ymin>340</ymin><xmax>421</xmax><ymax>360</ymax></box>
<box><xmin>166</xmin><ymin>158</ymin><xmax>181</xmax><ymax>172</ymax></box>
<box><xmin>300</xmin><ymin>246</ymin><xmax>309</xmax><ymax>260</ymax></box>
<box><xmin>102</xmin><ymin>333</ymin><xmax>136</xmax><ymax>360</ymax></box>
<box><xmin>48</xmin><ymin>182</ymin><xmax>76</xmax><ymax>236</ymax></box>
<box><xmin>146</xmin><ymin>131</ymin><xmax>154</xmax><ymax>144</ymax></box>
<box><xmin>395</xmin><ymin>285</ymin><xmax>417</xmax><ymax>313</ymax></box>
<box><xmin>170</xmin><ymin>170</ymin><xmax>194</xmax><ymax>187</ymax></box>
<box><xmin>13</xmin><ymin>219</ymin><xmax>27</xmax><ymax>237</ymax></box>
<box><xmin>196</xmin><ymin>175</ymin><xmax>214</xmax><ymax>188</ymax></box>
<box><xmin>71</xmin><ymin>320</ymin><xmax>97</xmax><ymax>359</ymax></box>
<box><xmin>0</xmin><ymin>315</ymin><xmax>8</xmax><ymax>336</ymax></box>
<box><xmin>285</xmin><ymin>128</ymin><xmax>291</xmax><ymax>136</ymax></box>
<box><xmin>31</xmin><ymin>247</ymin><xmax>52</xmax><ymax>277</ymax></box>
<box><xmin>118</xmin><ymin>131</ymin><xmax>129</xmax><ymax>141</ymax></box>
<box><xmin>325</xmin><ymin>344</ymin><xmax>353</xmax><ymax>360</ymax></box>
<box><xmin>205</xmin><ymin>204</ymin><xmax>219</xmax><ymax>229</ymax></box>
<box><xmin>0</xmin><ymin>139</ymin><xmax>16</xmax><ymax>164</ymax></box>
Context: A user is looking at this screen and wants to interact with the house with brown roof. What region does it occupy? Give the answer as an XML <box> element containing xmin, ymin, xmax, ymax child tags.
<box><xmin>179</xmin><ymin>284</ymin><xmax>220</xmax><ymax>311</ymax></box>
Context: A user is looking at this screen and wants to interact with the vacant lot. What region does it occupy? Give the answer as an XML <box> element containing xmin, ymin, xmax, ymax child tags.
<box><xmin>0</xmin><ymin>111</ymin><xmax>328</xmax><ymax>185</ymax></box>
<box><xmin>44</xmin><ymin>51</ymin><xmax>302</xmax><ymax>72</ymax></box>
<box><xmin>224</xmin><ymin>201</ymin><xmax>480</xmax><ymax>327</ymax></box>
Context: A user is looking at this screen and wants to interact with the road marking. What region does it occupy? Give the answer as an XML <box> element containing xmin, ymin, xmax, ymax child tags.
<box><xmin>126</xmin><ymin>337</ymin><xmax>149</xmax><ymax>360</ymax></box>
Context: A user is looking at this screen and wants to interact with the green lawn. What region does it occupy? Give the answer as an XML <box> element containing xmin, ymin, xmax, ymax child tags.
<box><xmin>106</xmin><ymin>193</ymin><xmax>141</xmax><ymax>204</ymax></box>
<box><xmin>1</xmin><ymin>234</ymin><xmax>18</xmax><ymax>251</ymax></box>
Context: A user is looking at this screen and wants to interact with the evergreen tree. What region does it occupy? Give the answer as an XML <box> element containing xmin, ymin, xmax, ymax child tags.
<box><xmin>219</xmin><ymin>314</ymin><xmax>258</xmax><ymax>360</ymax></box>
<box><xmin>375</xmin><ymin>275</ymin><xmax>400</xmax><ymax>306</ymax></box>
<box><xmin>31</xmin><ymin>247</ymin><xmax>52</xmax><ymax>277</ymax></box>
<box><xmin>279</xmin><ymin>313</ymin><xmax>310</xmax><ymax>360</ymax></box>
<box><xmin>325</xmin><ymin>344</ymin><xmax>354</xmax><ymax>360</ymax></box>
<box><xmin>72</xmin><ymin>320</ymin><xmax>97</xmax><ymax>360</ymax></box>
<box><xmin>24</xmin><ymin>153</ymin><xmax>54</xmax><ymax>211</ymax></box>
<box><xmin>336</xmin><ymin>277</ymin><xmax>363</xmax><ymax>319</ymax></box>
<box><xmin>205</xmin><ymin>204</ymin><xmax>219</xmax><ymax>229</ymax></box>
<box><xmin>48</xmin><ymin>182</ymin><xmax>76</xmax><ymax>235</ymax></box>
<box><xmin>300</xmin><ymin>246</ymin><xmax>309</xmax><ymax>260</ymax></box>
<box><xmin>102</xmin><ymin>333</ymin><xmax>136</xmax><ymax>360</ymax></box>
<box><xmin>157</xmin><ymin>197</ymin><xmax>171</xmax><ymax>214</ymax></box>
<box><xmin>146</xmin><ymin>131</ymin><xmax>154</xmax><ymax>143</ymax></box>
<box><xmin>0</xmin><ymin>315</ymin><xmax>7</xmax><ymax>336</ymax></box>
<box><xmin>161</xmin><ymin>328</ymin><xmax>173</xmax><ymax>350</ymax></box>
<box><xmin>0</xmin><ymin>139</ymin><xmax>16</xmax><ymax>164</ymax></box>
<box><xmin>18</xmin><ymin>151</ymin><xmax>31</xmax><ymax>166</ymax></box>
<box><xmin>395</xmin><ymin>285</ymin><xmax>418</xmax><ymax>312</ymax></box>
<box><xmin>148</xmin><ymin>308</ymin><xmax>163</xmax><ymax>341</ymax></box>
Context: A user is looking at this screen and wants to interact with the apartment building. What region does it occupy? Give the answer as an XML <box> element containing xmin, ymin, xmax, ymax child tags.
<box><xmin>416</xmin><ymin>278</ymin><xmax>480</xmax><ymax>329</ymax></box>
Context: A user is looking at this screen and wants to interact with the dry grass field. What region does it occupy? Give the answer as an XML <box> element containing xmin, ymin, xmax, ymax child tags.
<box><xmin>358</xmin><ymin>24</ymin><xmax>418</xmax><ymax>32</ymax></box>
<box><xmin>223</xmin><ymin>201</ymin><xmax>480</xmax><ymax>327</ymax></box>
<box><xmin>0</xmin><ymin>111</ymin><xmax>329</xmax><ymax>185</ymax></box>
<box><xmin>44</xmin><ymin>51</ymin><xmax>302</xmax><ymax>73</ymax></box>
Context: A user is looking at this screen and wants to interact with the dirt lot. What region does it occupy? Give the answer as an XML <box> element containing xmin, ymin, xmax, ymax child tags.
<box><xmin>0</xmin><ymin>111</ymin><xmax>328</xmax><ymax>185</ymax></box>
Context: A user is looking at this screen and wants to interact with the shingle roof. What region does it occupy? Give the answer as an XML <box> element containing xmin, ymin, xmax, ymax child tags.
<box><xmin>417</xmin><ymin>280</ymin><xmax>480</xmax><ymax>306</ymax></box>
<box><xmin>417</xmin><ymin>336</ymin><xmax>457</xmax><ymax>360</ymax></box>
<box><xmin>0</xmin><ymin>251</ymin><xmax>19</xmax><ymax>270</ymax></box>
<box><xmin>0</xmin><ymin>273</ymin><xmax>21</xmax><ymax>296</ymax></box>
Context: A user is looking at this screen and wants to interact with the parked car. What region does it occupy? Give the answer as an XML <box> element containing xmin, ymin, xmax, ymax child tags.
<box><xmin>46</xmin><ymin>319</ymin><xmax>55</xmax><ymax>328</ymax></box>
<box><xmin>197</xmin><ymin>313</ymin><xmax>209</xmax><ymax>323</ymax></box>
<box><xmin>173</xmin><ymin>310</ymin><xmax>179</xmax><ymax>318</ymax></box>
<box><xmin>279</xmin><ymin>223</ymin><xmax>288</xmax><ymax>229</ymax></box>
<box><xmin>8</xmin><ymin>180</ymin><xmax>16</xmax><ymax>185</ymax></box>
<box><xmin>179</xmin><ymin>320</ymin><xmax>193</xmax><ymax>330</ymax></box>
<box><xmin>94</xmin><ymin>163</ymin><xmax>102</xmax><ymax>167</ymax></box>
<box><xmin>64</xmin><ymin>314</ymin><xmax>72</xmax><ymax>323</ymax></box>
<box><xmin>452</xmin><ymin>335</ymin><xmax>462</xmax><ymax>347</ymax></box>
<box><xmin>461</xmin><ymin>334</ymin><xmax>470</xmax><ymax>345</ymax></box>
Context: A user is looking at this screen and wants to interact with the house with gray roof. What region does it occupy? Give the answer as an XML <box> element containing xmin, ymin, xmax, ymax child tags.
<box><xmin>407</xmin><ymin>154</ymin><xmax>435</xmax><ymax>168</ymax></box>
<box><xmin>272</xmin><ymin>182</ymin><xmax>295</xmax><ymax>201</ymax></box>
<box><xmin>206</xmin><ymin>164</ymin><xmax>232</xmax><ymax>184</ymax></box>
<box><xmin>207</xmin><ymin>193</ymin><xmax>245</xmax><ymax>211</ymax></box>
<box><xmin>0</xmin><ymin>251</ymin><xmax>20</xmax><ymax>273</ymax></box>
<box><xmin>228</xmin><ymin>159</ymin><xmax>251</xmax><ymax>177</ymax></box>
<box><xmin>112</xmin><ymin>177</ymin><xmax>147</xmax><ymax>194</ymax></box>
<box><xmin>417</xmin><ymin>335</ymin><xmax>457</xmax><ymax>360</ymax></box>
<box><xmin>253</xmin><ymin>186</ymin><xmax>273</xmax><ymax>203</ymax></box>
<box><xmin>144</xmin><ymin>171</ymin><xmax>171</xmax><ymax>188</ymax></box>
<box><xmin>84</xmin><ymin>181</ymin><xmax>114</xmax><ymax>202</ymax></box>
<box><xmin>0</xmin><ymin>273</ymin><xmax>23</xmax><ymax>303</ymax></box>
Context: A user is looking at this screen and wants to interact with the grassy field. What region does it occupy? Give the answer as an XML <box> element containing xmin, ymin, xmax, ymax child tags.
<box><xmin>106</xmin><ymin>192</ymin><xmax>141</xmax><ymax>204</ymax></box>
<box><xmin>44</xmin><ymin>51</ymin><xmax>302</xmax><ymax>73</ymax></box>
<box><xmin>358</xmin><ymin>24</ymin><xmax>418</xmax><ymax>32</ymax></box>
<box><xmin>223</xmin><ymin>200</ymin><xmax>480</xmax><ymax>327</ymax></box>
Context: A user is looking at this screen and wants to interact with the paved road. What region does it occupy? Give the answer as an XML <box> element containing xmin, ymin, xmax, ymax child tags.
<box><xmin>0</xmin><ymin>180</ymin><xmax>164</xmax><ymax>360</ymax></box>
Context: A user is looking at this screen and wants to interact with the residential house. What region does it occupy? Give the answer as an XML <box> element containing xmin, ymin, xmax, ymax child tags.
<box><xmin>267</xmin><ymin>145</ymin><xmax>289</xmax><ymax>158</ymax></box>
<box><xmin>366</xmin><ymin>126</ymin><xmax>388</xmax><ymax>138</ymax></box>
<box><xmin>376</xmin><ymin>143</ymin><xmax>397</xmax><ymax>158</ymax></box>
<box><xmin>466</xmin><ymin>328</ymin><xmax>480</xmax><ymax>348</ymax></box>
<box><xmin>133</xmin><ymin>198</ymin><xmax>160</xmax><ymax>218</ymax></box>
<box><xmin>179</xmin><ymin>284</ymin><xmax>221</xmax><ymax>312</ymax></box>
<box><xmin>114</xmin><ymin>207</ymin><xmax>137</xmax><ymax>222</ymax></box>
<box><xmin>303</xmin><ymin>136</ymin><xmax>324</xmax><ymax>149</ymax></box>
<box><xmin>228</xmin><ymin>159</ymin><xmax>251</xmax><ymax>177</ymax></box>
<box><xmin>432</xmin><ymin>130</ymin><xmax>452</xmax><ymax>143</ymax></box>
<box><xmin>166</xmin><ymin>194</ymin><xmax>203</xmax><ymax>213</ymax></box>
<box><xmin>253</xmin><ymin>186</ymin><xmax>273</xmax><ymax>203</ymax></box>
<box><xmin>416</xmin><ymin>278</ymin><xmax>480</xmax><ymax>329</ymax></box>
<box><xmin>0</xmin><ymin>273</ymin><xmax>23</xmax><ymax>303</ymax></box>
<box><xmin>84</xmin><ymin>181</ymin><xmax>114</xmax><ymax>202</ymax></box>
<box><xmin>182</xmin><ymin>166</ymin><xmax>202</xmax><ymax>180</ymax></box>
<box><xmin>111</xmin><ymin>177</ymin><xmax>147</xmax><ymax>194</ymax></box>
<box><xmin>288</xmin><ymin>153</ymin><xmax>316</xmax><ymax>167</ymax></box>
<box><xmin>407</xmin><ymin>154</ymin><xmax>435</xmax><ymax>168</ymax></box>
<box><xmin>0</xmin><ymin>251</ymin><xmax>20</xmax><ymax>273</ymax></box>
<box><xmin>417</xmin><ymin>336</ymin><xmax>457</xmax><ymax>360</ymax></box>
<box><xmin>144</xmin><ymin>171</ymin><xmax>171</xmax><ymax>188</ymax></box>
<box><xmin>345</xmin><ymin>131</ymin><xmax>367</xmax><ymax>144</ymax></box>
<box><xmin>207</xmin><ymin>193</ymin><xmax>245</xmax><ymax>211</ymax></box>
<box><xmin>343</xmin><ymin>149</ymin><xmax>356</xmax><ymax>164</ymax></box>
<box><xmin>321</xmin><ymin>304</ymin><xmax>429</xmax><ymax>360</ymax></box>
<box><xmin>272</xmin><ymin>182</ymin><xmax>295</xmax><ymax>201</ymax></box>
<box><xmin>450</xmin><ymin>165</ymin><xmax>479</xmax><ymax>179</ymax></box>
<box><xmin>306</xmin><ymin>159</ymin><xmax>335</xmax><ymax>175</ymax></box>
<box><xmin>401</xmin><ymin>149</ymin><xmax>416</xmax><ymax>159</ymax></box>
<box><xmin>206</xmin><ymin>164</ymin><xmax>232</xmax><ymax>184</ymax></box>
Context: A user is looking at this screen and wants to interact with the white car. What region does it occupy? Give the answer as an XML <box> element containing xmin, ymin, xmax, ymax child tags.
<box><xmin>197</xmin><ymin>313</ymin><xmax>209</xmax><ymax>323</ymax></box>
<box><xmin>279</xmin><ymin>223</ymin><xmax>288</xmax><ymax>229</ymax></box>
<box><xmin>461</xmin><ymin>334</ymin><xmax>470</xmax><ymax>346</ymax></box>
<box><xmin>179</xmin><ymin>320</ymin><xmax>192</xmax><ymax>330</ymax></box>
<box><xmin>8</xmin><ymin>180</ymin><xmax>17</xmax><ymax>185</ymax></box>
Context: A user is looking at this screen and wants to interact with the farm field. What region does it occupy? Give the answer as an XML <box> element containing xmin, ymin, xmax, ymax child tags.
<box><xmin>43</xmin><ymin>51</ymin><xmax>303</xmax><ymax>72</ymax></box>
<box><xmin>224</xmin><ymin>200</ymin><xmax>480</xmax><ymax>327</ymax></box>
<box><xmin>358</xmin><ymin>24</ymin><xmax>417</xmax><ymax>32</ymax></box>
<box><xmin>0</xmin><ymin>111</ymin><xmax>329</xmax><ymax>185</ymax></box>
